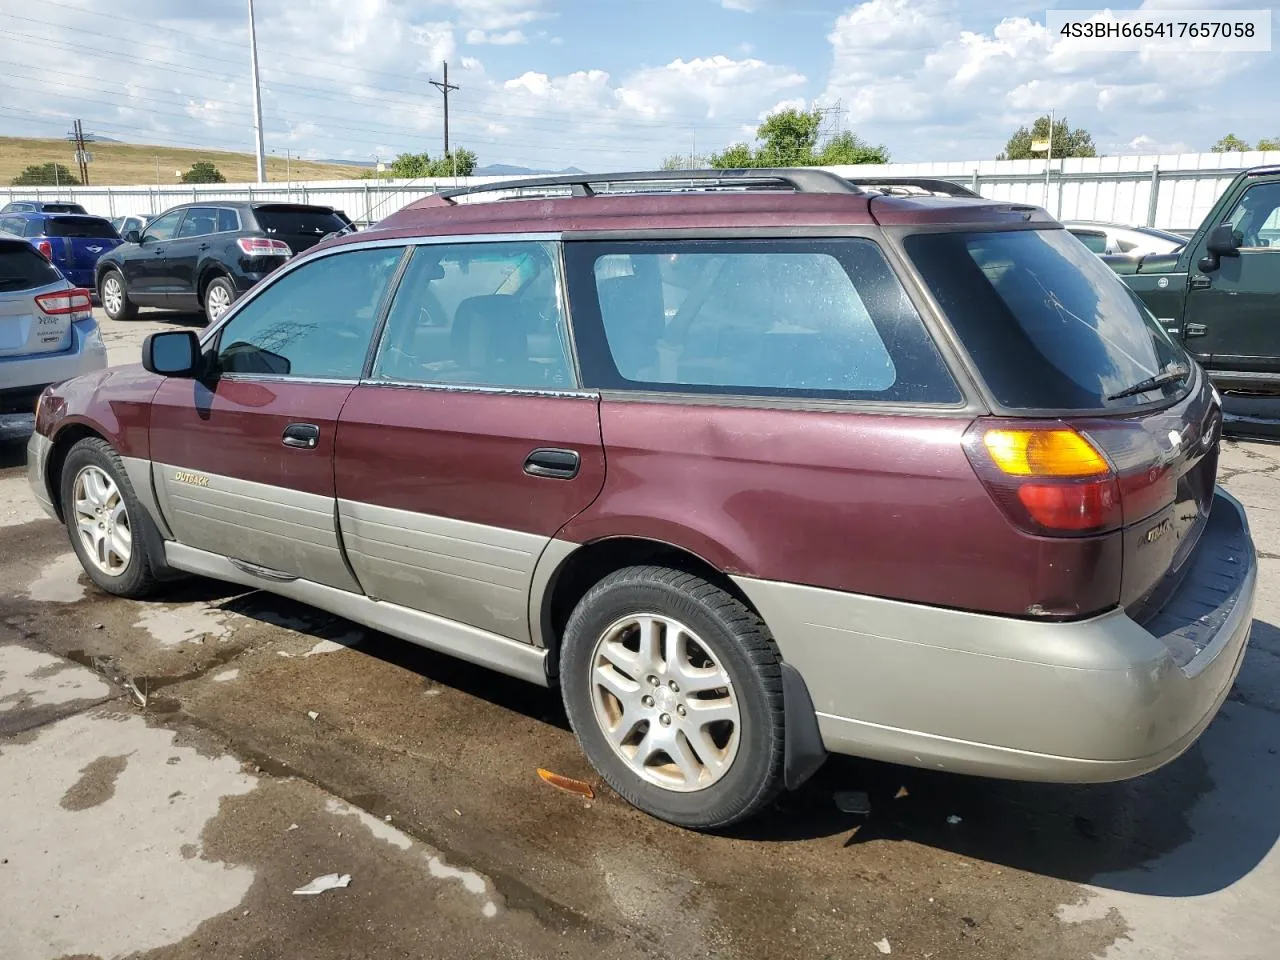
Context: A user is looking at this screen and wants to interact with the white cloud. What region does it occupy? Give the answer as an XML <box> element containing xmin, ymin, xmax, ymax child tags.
<box><xmin>466</xmin><ymin>28</ymin><xmax>528</xmax><ymax>45</ymax></box>
<box><xmin>720</xmin><ymin>0</ymin><xmax>768</xmax><ymax>10</ymax></box>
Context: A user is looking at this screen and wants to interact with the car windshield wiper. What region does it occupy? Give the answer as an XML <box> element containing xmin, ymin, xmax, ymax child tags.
<box><xmin>1107</xmin><ymin>364</ymin><xmax>1191</xmax><ymax>401</ymax></box>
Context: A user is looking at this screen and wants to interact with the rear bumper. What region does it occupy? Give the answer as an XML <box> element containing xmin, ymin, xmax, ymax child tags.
<box><xmin>0</xmin><ymin>320</ymin><xmax>106</xmax><ymax>400</ymax></box>
<box><xmin>734</xmin><ymin>488</ymin><xmax>1256</xmax><ymax>783</ymax></box>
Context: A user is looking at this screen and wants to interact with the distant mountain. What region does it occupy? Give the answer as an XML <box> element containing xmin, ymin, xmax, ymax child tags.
<box><xmin>475</xmin><ymin>163</ymin><xmax>588</xmax><ymax>177</ymax></box>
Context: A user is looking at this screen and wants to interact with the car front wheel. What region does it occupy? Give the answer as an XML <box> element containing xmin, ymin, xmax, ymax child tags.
<box><xmin>560</xmin><ymin>565</ymin><xmax>786</xmax><ymax>829</ymax></box>
<box><xmin>100</xmin><ymin>270</ymin><xmax>137</xmax><ymax>321</ymax></box>
<box><xmin>60</xmin><ymin>438</ymin><xmax>159</xmax><ymax>598</ymax></box>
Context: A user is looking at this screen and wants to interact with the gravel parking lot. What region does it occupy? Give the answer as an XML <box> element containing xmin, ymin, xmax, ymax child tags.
<box><xmin>2</xmin><ymin>308</ymin><xmax>1279</xmax><ymax>959</ymax></box>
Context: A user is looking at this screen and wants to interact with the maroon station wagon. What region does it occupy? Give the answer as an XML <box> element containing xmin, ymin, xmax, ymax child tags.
<box><xmin>28</xmin><ymin>170</ymin><xmax>1256</xmax><ymax>828</ymax></box>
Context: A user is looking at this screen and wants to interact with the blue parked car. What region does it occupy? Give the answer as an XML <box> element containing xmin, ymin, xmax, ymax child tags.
<box><xmin>0</xmin><ymin>211</ymin><xmax>122</xmax><ymax>292</ymax></box>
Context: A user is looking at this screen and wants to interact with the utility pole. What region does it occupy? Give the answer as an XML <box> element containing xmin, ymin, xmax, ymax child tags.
<box><xmin>429</xmin><ymin>61</ymin><xmax>460</xmax><ymax>157</ymax></box>
<box><xmin>1044</xmin><ymin>108</ymin><xmax>1055</xmax><ymax>208</ymax></box>
<box><xmin>247</xmin><ymin>0</ymin><xmax>266</xmax><ymax>183</ymax></box>
<box><xmin>73</xmin><ymin>119</ymin><xmax>90</xmax><ymax>185</ymax></box>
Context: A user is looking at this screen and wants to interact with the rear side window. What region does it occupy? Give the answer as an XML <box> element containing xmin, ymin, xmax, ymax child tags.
<box><xmin>216</xmin><ymin>247</ymin><xmax>405</xmax><ymax>379</ymax></box>
<box><xmin>1070</xmin><ymin>230</ymin><xmax>1109</xmax><ymax>254</ymax></box>
<box><xmin>0</xmin><ymin>241</ymin><xmax>62</xmax><ymax>291</ymax></box>
<box><xmin>44</xmin><ymin>216</ymin><xmax>118</xmax><ymax>239</ymax></box>
<box><xmin>565</xmin><ymin>238</ymin><xmax>960</xmax><ymax>403</ymax></box>
<box><xmin>905</xmin><ymin>228</ymin><xmax>1190</xmax><ymax>410</ymax></box>
<box><xmin>372</xmin><ymin>241</ymin><xmax>573</xmax><ymax>390</ymax></box>
<box><xmin>252</xmin><ymin>206</ymin><xmax>347</xmax><ymax>239</ymax></box>
<box><xmin>216</xmin><ymin>208</ymin><xmax>240</xmax><ymax>233</ymax></box>
<box><xmin>42</xmin><ymin>203</ymin><xmax>87</xmax><ymax>214</ymax></box>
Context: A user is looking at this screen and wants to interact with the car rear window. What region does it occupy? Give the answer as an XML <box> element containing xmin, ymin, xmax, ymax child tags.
<box><xmin>44</xmin><ymin>216</ymin><xmax>118</xmax><ymax>238</ymax></box>
<box><xmin>0</xmin><ymin>240</ymin><xmax>62</xmax><ymax>291</ymax></box>
<box><xmin>252</xmin><ymin>206</ymin><xmax>347</xmax><ymax>238</ymax></box>
<box><xmin>566</xmin><ymin>238</ymin><xmax>962</xmax><ymax>403</ymax></box>
<box><xmin>42</xmin><ymin>203</ymin><xmax>87</xmax><ymax>214</ymax></box>
<box><xmin>905</xmin><ymin>228</ymin><xmax>1190</xmax><ymax>410</ymax></box>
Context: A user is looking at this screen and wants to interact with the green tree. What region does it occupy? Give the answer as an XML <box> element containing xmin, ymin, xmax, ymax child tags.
<box><xmin>11</xmin><ymin>162</ymin><xmax>81</xmax><ymax>186</ymax></box>
<box><xmin>1210</xmin><ymin>134</ymin><xmax>1251</xmax><ymax>153</ymax></box>
<box><xmin>708</xmin><ymin>107</ymin><xmax>888</xmax><ymax>168</ymax></box>
<box><xmin>1255</xmin><ymin>136</ymin><xmax>1279</xmax><ymax>152</ymax></box>
<box><xmin>180</xmin><ymin>161</ymin><xmax>226</xmax><ymax>184</ymax></box>
<box><xmin>818</xmin><ymin>131</ymin><xmax>891</xmax><ymax>165</ymax></box>
<box><xmin>999</xmin><ymin>116</ymin><xmax>1096</xmax><ymax>160</ymax></box>
<box><xmin>661</xmin><ymin>152</ymin><xmax>710</xmax><ymax>170</ymax></box>
<box><xmin>389</xmin><ymin>149</ymin><xmax>477</xmax><ymax>179</ymax></box>
<box><xmin>389</xmin><ymin>152</ymin><xmax>433</xmax><ymax>178</ymax></box>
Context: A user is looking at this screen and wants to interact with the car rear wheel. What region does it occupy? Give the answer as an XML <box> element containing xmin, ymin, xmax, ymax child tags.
<box><xmin>560</xmin><ymin>565</ymin><xmax>785</xmax><ymax>829</ymax></box>
<box><xmin>100</xmin><ymin>270</ymin><xmax>137</xmax><ymax>321</ymax></box>
<box><xmin>203</xmin><ymin>276</ymin><xmax>235</xmax><ymax>323</ymax></box>
<box><xmin>60</xmin><ymin>438</ymin><xmax>159</xmax><ymax>598</ymax></box>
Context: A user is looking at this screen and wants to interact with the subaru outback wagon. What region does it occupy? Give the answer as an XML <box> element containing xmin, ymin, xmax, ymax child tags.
<box><xmin>27</xmin><ymin>170</ymin><xmax>1256</xmax><ymax>829</ymax></box>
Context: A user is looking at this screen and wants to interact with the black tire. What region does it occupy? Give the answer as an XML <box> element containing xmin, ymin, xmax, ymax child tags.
<box><xmin>560</xmin><ymin>565</ymin><xmax>785</xmax><ymax>829</ymax></box>
<box><xmin>203</xmin><ymin>275</ymin><xmax>236</xmax><ymax>324</ymax></box>
<box><xmin>99</xmin><ymin>269</ymin><xmax>137</xmax><ymax>321</ymax></box>
<box><xmin>60</xmin><ymin>437</ymin><xmax>160</xmax><ymax>599</ymax></box>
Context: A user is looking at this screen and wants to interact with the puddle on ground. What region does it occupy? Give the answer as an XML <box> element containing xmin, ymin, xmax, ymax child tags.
<box><xmin>134</xmin><ymin>603</ymin><xmax>233</xmax><ymax>647</ymax></box>
<box><xmin>24</xmin><ymin>553</ymin><xmax>87</xmax><ymax>604</ymax></box>
<box><xmin>0</xmin><ymin>646</ymin><xmax>112</xmax><ymax>714</ymax></box>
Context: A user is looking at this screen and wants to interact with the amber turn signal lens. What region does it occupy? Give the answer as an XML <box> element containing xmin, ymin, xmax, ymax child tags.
<box><xmin>982</xmin><ymin>429</ymin><xmax>1109</xmax><ymax>478</ymax></box>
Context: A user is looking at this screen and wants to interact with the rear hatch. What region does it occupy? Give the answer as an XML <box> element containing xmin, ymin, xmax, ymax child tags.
<box><xmin>0</xmin><ymin>239</ymin><xmax>73</xmax><ymax>357</ymax></box>
<box><xmin>42</xmin><ymin>216</ymin><xmax>121</xmax><ymax>273</ymax></box>
<box><xmin>904</xmin><ymin>225</ymin><xmax>1220</xmax><ymax>620</ymax></box>
<box><xmin>250</xmin><ymin>204</ymin><xmax>350</xmax><ymax>253</ymax></box>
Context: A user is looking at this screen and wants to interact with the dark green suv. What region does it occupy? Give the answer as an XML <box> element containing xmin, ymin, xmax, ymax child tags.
<box><xmin>1106</xmin><ymin>165</ymin><xmax>1280</xmax><ymax>434</ymax></box>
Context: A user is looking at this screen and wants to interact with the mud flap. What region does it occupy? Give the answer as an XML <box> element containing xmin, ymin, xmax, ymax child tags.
<box><xmin>781</xmin><ymin>661</ymin><xmax>827</xmax><ymax>790</ymax></box>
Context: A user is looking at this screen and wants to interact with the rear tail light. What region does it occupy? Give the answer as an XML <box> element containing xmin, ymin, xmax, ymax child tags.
<box><xmin>35</xmin><ymin>287</ymin><xmax>94</xmax><ymax>322</ymax></box>
<box><xmin>965</xmin><ymin>421</ymin><xmax>1123</xmax><ymax>535</ymax></box>
<box><xmin>35</xmin><ymin>239</ymin><xmax>53</xmax><ymax>259</ymax></box>
<box><xmin>237</xmin><ymin>237</ymin><xmax>291</xmax><ymax>257</ymax></box>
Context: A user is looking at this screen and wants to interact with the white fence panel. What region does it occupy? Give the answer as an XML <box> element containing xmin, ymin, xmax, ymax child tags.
<box><xmin>6</xmin><ymin>152</ymin><xmax>1279</xmax><ymax>230</ymax></box>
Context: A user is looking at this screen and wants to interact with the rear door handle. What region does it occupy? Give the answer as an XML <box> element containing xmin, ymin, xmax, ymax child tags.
<box><xmin>1185</xmin><ymin>323</ymin><xmax>1208</xmax><ymax>337</ymax></box>
<box><xmin>282</xmin><ymin>423</ymin><xmax>320</xmax><ymax>449</ymax></box>
<box><xmin>524</xmin><ymin>448</ymin><xmax>579</xmax><ymax>479</ymax></box>
<box><xmin>1190</xmin><ymin>276</ymin><xmax>1212</xmax><ymax>290</ymax></box>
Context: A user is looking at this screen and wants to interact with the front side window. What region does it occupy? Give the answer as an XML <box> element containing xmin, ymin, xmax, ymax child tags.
<box><xmin>906</xmin><ymin>228</ymin><xmax>1190</xmax><ymax>410</ymax></box>
<box><xmin>372</xmin><ymin>240</ymin><xmax>574</xmax><ymax>390</ymax></box>
<box><xmin>176</xmin><ymin>207</ymin><xmax>218</xmax><ymax>238</ymax></box>
<box><xmin>1227</xmin><ymin>182</ymin><xmax>1280</xmax><ymax>250</ymax></box>
<box><xmin>142</xmin><ymin>210</ymin><xmax>184</xmax><ymax>243</ymax></box>
<box><xmin>216</xmin><ymin>246</ymin><xmax>405</xmax><ymax>379</ymax></box>
<box><xmin>565</xmin><ymin>238</ymin><xmax>960</xmax><ymax>403</ymax></box>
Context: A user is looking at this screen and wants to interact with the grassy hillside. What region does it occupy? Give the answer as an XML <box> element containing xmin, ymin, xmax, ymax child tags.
<box><xmin>1</xmin><ymin>137</ymin><xmax>364</xmax><ymax>187</ymax></box>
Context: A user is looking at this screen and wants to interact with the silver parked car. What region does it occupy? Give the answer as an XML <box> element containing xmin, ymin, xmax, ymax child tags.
<box><xmin>0</xmin><ymin>236</ymin><xmax>106</xmax><ymax>420</ymax></box>
<box><xmin>1063</xmin><ymin>221</ymin><xmax>1188</xmax><ymax>257</ymax></box>
<box><xmin>110</xmin><ymin>214</ymin><xmax>151</xmax><ymax>238</ymax></box>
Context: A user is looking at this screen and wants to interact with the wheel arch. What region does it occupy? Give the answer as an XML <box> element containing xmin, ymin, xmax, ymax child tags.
<box><xmin>197</xmin><ymin>264</ymin><xmax>231</xmax><ymax>304</ymax></box>
<box><xmin>45</xmin><ymin>423</ymin><xmax>108</xmax><ymax>521</ymax></box>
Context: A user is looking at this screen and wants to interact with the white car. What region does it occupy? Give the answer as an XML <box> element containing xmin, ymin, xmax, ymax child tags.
<box><xmin>0</xmin><ymin>236</ymin><xmax>106</xmax><ymax>423</ymax></box>
<box><xmin>110</xmin><ymin>214</ymin><xmax>151</xmax><ymax>239</ymax></box>
<box><xmin>1063</xmin><ymin>221</ymin><xmax>1188</xmax><ymax>257</ymax></box>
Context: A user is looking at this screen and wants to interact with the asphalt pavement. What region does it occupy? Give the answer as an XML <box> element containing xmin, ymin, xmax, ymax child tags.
<box><xmin>2</xmin><ymin>307</ymin><xmax>1279</xmax><ymax>959</ymax></box>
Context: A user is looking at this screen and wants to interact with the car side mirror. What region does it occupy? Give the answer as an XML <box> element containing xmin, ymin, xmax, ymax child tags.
<box><xmin>142</xmin><ymin>330</ymin><xmax>201</xmax><ymax>377</ymax></box>
<box><xmin>1200</xmin><ymin>222</ymin><xmax>1241</xmax><ymax>272</ymax></box>
<box><xmin>123</xmin><ymin>229</ymin><xmax>141</xmax><ymax>244</ymax></box>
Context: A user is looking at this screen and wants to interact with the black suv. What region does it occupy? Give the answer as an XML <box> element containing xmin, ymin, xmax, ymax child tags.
<box><xmin>95</xmin><ymin>201</ymin><xmax>353</xmax><ymax>324</ymax></box>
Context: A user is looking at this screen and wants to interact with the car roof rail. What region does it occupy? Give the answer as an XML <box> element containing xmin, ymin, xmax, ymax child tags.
<box><xmin>846</xmin><ymin>177</ymin><xmax>981</xmax><ymax>198</ymax></box>
<box><xmin>437</xmin><ymin>168</ymin><xmax>866</xmax><ymax>203</ymax></box>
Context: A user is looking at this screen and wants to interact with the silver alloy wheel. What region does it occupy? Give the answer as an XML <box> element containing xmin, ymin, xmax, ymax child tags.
<box><xmin>589</xmin><ymin>613</ymin><xmax>741</xmax><ymax>792</ymax></box>
<box><xmin>206</xmin><ymin>282</ymin><xmax>232</xmax><ymax>320</ymax></box>
<box><xmin>72</xmin><ymin>465</ymin><xmax>132</xmax><ymax>576</ymax></box>
<box><xmin>102</xmin><ymin>275</ymin><xmax>123</xmax><ymax>315</ymax></box>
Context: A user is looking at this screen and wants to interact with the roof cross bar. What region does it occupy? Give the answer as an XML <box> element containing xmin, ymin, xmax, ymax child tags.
<box><xmin>848</xmin><ymin>177</ymin><xmax>981</xmax><ymax>198</ymax></box>
<box><xmin>437</xmin><ymin>167</ymin><xmax>865</xmax><ymax>202</ymax></box>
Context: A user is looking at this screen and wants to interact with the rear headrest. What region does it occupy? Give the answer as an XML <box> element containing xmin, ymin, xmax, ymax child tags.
<box><xmin>596</xmin><ymin>275</ymin><xmax>663</xmax><ymax>377</ymax></box>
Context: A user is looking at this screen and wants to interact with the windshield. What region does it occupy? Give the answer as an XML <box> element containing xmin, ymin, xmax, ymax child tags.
<box><xmin>44</xmin><ymin>216</ymin><xmax>119</xmax><ymax>239</ymax></box>
<box><xmin>905</xmin><ymin>228</ymin><xmax>1190</xmax><ymax>410</ymax></box>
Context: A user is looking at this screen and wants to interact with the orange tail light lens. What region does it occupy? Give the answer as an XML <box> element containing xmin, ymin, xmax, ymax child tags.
<box><xmin>965</xmin><ymin>421</ymin><xmax>1122</xmax><ymax>535</ymax></box>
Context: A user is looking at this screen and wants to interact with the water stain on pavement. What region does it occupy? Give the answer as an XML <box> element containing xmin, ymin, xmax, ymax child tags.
<box><xmin>60</xmin><ymin>754</ymin><xmax>130</xmax><ymax>811</ymax></box>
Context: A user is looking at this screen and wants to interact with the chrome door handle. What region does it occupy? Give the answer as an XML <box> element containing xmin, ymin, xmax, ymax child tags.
<box><xmin>1185</xmin><ymin>323</ymin><xmax>1208</xmax><ymax>337</ymax></box>
<box><xmin>282</xmin><ymin>423</ymin><xmax>320</xmax><ymax>448</ymax></box>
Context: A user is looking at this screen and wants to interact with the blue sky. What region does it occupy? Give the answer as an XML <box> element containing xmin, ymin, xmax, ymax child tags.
<box><xmin>0</xmin><ymin>0</ymin><xmax>1275</xmax><ymax>173</ymax></box>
